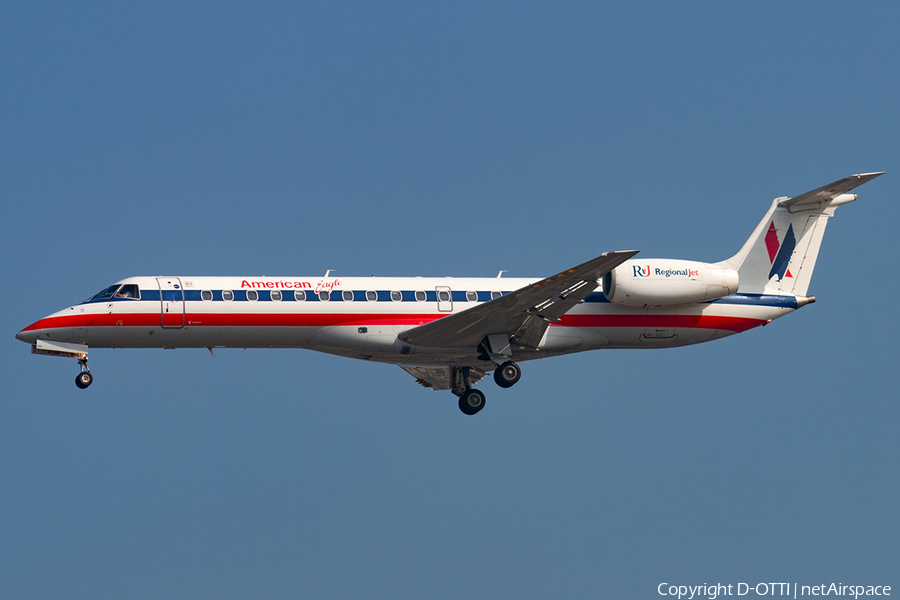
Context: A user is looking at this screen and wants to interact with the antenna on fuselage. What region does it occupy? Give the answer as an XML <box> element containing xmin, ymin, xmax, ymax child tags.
<box><xmin>496</xmin><ymin>270</ymin><xmax>507</xmax><ymax>278</ymax></box>
<box><xmin>324</xmin><ymin>269</ymin><xmax>335</xmax><ymax>277</ymax></box>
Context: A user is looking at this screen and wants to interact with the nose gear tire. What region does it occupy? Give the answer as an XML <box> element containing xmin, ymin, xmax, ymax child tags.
<box><xmin>75</xmin><ymin>371</ymin><xmax>93</xmax><ymax>389</ymax></box>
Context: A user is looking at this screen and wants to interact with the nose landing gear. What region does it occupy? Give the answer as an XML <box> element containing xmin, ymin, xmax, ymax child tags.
<box><xmin>29</xmin><ymin>340</ymin><xmax>94</xmax><ymax>389</ymax></box>
<box><xmin>75</xmin><ymin>357</ymin><xmax>93</xmax><ymax>389</ymax></box>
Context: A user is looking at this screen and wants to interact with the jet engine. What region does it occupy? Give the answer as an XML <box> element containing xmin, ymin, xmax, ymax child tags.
<box><xmin>603</xmin><ymin>259</ymin><xmax>739</xmax><ymax>307</ymax></box>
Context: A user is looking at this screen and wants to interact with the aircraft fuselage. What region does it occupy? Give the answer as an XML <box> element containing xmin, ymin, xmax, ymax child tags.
<box><xmin>17</xmin><ymin>275</ymin><xmax>795</xmax><ymax>369</ymax></box>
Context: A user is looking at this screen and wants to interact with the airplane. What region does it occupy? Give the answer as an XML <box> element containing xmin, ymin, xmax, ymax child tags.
<box><xmin>16</xmin><ymin>172</ymin><xmax>882</xmax><ymax>415</ymax></box>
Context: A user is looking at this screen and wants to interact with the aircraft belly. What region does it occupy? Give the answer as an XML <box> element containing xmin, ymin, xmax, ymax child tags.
<box><xmin>85</xmin><ymin>325</ymin><xmax>318</xmax><ymax>348</ymax></box>
<box><xmin>308</xmin><ymin>325</ymin><xmax>413</xmax><ymax>354</ymax></box>
<box><xmin>538</xmin><ymin>327</ymin><xmax>607</xmax><ymax>353</ymax></box>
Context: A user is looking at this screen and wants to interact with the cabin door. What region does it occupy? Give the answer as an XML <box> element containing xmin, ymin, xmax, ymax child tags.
<box><xmin>157</xmin><ymin>277</ymin><xmax>185</xmax><ymax>329</ymax></box>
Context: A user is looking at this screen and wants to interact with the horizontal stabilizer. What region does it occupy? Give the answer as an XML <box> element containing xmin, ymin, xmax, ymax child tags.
<box><xmin>779</xmin><ymin>172</ymin><xmax>884</xmax><ymax>208</ymax></box>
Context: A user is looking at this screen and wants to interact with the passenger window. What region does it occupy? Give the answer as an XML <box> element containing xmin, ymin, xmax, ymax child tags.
<box><xmin>415</xmin><ymin>291</ymin><xmax>426</xmax><ymax>302</ymax></box>
<box><xmin>366</xmin><ymin>291</ymin><xmax>377</xmax><ymax>302</ymax></box>
<box><xmin>491</xmin><ymin>291</ymin><xmax>502</xmax><ymax>300</ymax></box>
<box><xmin>438</xmin><ymin>290</ymin><xmax>450</xmax><ymax>302</ymax></box>
<box><xmin>201</xmin><ymin>290</ymin><xmax>213</xmax><ymax>301</ymax></box>
<box><xmin>247</xmin><ymin>290</ymin><xmax>258</xmax><ymax>301</ymax></box>
<box><xmin>271</xmin><ymin>290</ymin><xmax>282</xmax><ymax>302</ymax></box>
<box><xmin>223</xmin><ymin>290</ymin><xmax>234</xmax><ymax>302</ymax></box>
<box><xmin>342</xmin><ymin>290</ymin><xmax>354</xmax><ymax>302</ymax></box>
<box><xmin>390</xmin><ymin>291</ymin><xmax>402</xmax><ymax>302</ymax></box>
<box><xmin>319</xmin><ymin>291</ymin><xmax>330</xmax><ymax>301</ymax></box>
<box><xmin>294</xmin><ymin>290</ymin><xmax>306</xmax><ymax>301</ymax></box>
<box><xmin>466</xmin><ymin>291</ymin><xmax>478</xmax><ymax>302</ymax></box>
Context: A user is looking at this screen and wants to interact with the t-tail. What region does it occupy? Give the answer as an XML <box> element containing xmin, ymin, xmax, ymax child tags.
<box><xmin>720</xmin><ymin>172</ymin><xmax>883</xmax><ymax>297</ymax></box>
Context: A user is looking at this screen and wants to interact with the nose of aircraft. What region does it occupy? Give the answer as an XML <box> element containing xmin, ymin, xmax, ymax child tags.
<box><xmin>16</xmin><ymin>324</ymin><xmax>39</xmax><ymax>344</ymax></box>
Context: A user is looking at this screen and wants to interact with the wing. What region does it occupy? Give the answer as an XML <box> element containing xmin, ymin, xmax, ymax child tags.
<box><xmin>399</xmin><ymin>365</ymin><xmax>486</xmax><ymax>391</ymax></box>
<box><xmin>399</xmin><ymin>250</ymin><xmax>638</xmax><ymax>349</ymax></box>
<box><xmin>779</xmin><ymin>172</ymin><xmax>884</xmax><ymax>208</ymax></box>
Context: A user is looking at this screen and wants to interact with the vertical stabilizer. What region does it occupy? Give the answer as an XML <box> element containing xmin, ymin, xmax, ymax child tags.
<box><xmin>721</xmin><ymin>173</ymin><xmax>882</xmax><ymax>296</ymax></box>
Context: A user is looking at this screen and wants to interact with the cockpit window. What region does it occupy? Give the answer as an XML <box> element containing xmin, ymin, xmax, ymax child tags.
<box><xmin>115</xmin><ymin>284</ymin><xmax>140</xmax><ymax>299</ymax></box>
<box><xmin>84</xmin><ymin>285</ymin><xmax>121</xmax><ymax>303</ymax></box>
<box><xmin>84</xmin><ymin>283</ymin><xmax>141</xmax><ymax>303</ymax></box>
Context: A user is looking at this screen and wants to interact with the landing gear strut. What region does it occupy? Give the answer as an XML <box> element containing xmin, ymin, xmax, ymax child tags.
<box><xmin>75</xmin><ymin>357</ymin><xmax>93</xmax><ymax>389</ymax></box>
<box><xmin>493</xmin><ymin>361</ymin><xmax>521</xmax><ymax>388</ymax></box>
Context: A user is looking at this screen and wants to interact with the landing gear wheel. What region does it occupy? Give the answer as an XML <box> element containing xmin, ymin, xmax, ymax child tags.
<box><xmin>75</xmin><ymin>371</ymin><xmax>93</xmax><ymax>389</ymax></box>
<box><xmin>493</xmin><ymin>361</ymin><xmax>521</xmax><ymax>388</ymax></box>
<box><xmin>458</xmin><ymin>389</ymin><xmax>486</xmax><ymax>415</ymax></box>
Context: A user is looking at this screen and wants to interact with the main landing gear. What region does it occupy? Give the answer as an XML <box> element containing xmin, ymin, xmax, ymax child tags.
<box><xmin>452</xmin><ymin>366</ymin><xmax>486</xmax><ymax>416</ymax></box>
<box><xmin>493</xmin><ymin>361</ymin><xmax>521</xmax><ymax>388</ymax></box>
<box><xmin>75</xmin><ymin>357</ymin><xmax>93</xmax><ymax>389</ymax></box>
<box><xmin>452</xmin><ymin>361</ymin><xmax>522</xmax><ymax>415</ymax></box>
<box><xmin>458</xmin><ymin>389</ymin><xmax>486</xmax><ymax>416</ymax></box>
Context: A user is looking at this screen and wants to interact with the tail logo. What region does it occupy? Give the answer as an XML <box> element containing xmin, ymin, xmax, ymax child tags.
<box><xmin>765</xmin><ymin>221</ymin><xmax>796</xmax><ymax>281</ymax></box>
<box><xmin>765</xmin><ymin>223</ymin><xmax>780</xmax><ymax>263</ymax></box>
<box><xmin>632</xmin><ymin>265</ymin><xmax>651</xmax><ymax>278</ymax></box>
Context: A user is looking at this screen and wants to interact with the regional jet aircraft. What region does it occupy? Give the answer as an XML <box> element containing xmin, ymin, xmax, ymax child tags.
<box><xmin>17</xmin><ymin>173</ymin><xmax>882</xmax><ymax>414</ymax></box>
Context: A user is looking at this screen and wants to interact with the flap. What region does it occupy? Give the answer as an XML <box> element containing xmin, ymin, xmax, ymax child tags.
<box><xmin>399</xmin><ymin>365</ymin><xmax>486</xmax><ymax>391</ymax></box>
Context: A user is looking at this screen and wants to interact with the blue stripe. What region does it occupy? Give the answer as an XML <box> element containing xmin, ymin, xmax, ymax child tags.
<box><xmin>584</xmin><ymin>291</ymin><xmax>798</xmax><ymax>308</ymax></box>
<box><xmin>93</xmin><ymin>288</ymin><xmax>517</xmax><ymax>304</ymax></box>
<box><xmin>707</xmin><ymin>294</ymin><xmax>799</xmax><ymax>309</ymax></box>
<box><xmin>89</xmin><ymin>287</ymin><xmax>801</xmax><ymax>310</ymax></box>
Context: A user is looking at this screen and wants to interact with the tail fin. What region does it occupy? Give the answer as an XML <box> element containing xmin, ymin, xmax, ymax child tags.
<box><xmin>721</xmin><ymin>172</ymin><xmax>883</xmax><ymax>296</ymax></box>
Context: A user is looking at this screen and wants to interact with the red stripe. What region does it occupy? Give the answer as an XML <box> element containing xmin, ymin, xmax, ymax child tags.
<box><xmin>557</xmin><ymin>314</ymin><xmax>764</xmax><ymax>332</ymax></box>
<box><xmin>186</xmin><ymin>314</ymin><xmax>445</xmax><ymax>327</ymax></box>
<box><xmin>21</xmin><ymin>313</ymin><xmax>446</xmax><ymax>331</ymax></box>
<box><xmin>23</xmin><ymin>312</ymin><xmax>765</xmax><ymax>334</ymax></box>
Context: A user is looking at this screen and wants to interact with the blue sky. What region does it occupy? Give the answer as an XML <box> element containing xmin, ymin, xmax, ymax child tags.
<box><xmin>2</xmin><ymin>2</ymin><xmax>897</xmax><ymax>598</ymax></box>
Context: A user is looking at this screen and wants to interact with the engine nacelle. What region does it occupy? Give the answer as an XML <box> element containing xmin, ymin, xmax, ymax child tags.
<box><xmin>603</xmin><ymin>259</ymin><xmax>739</xmax><ymax>307</ymax></box>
